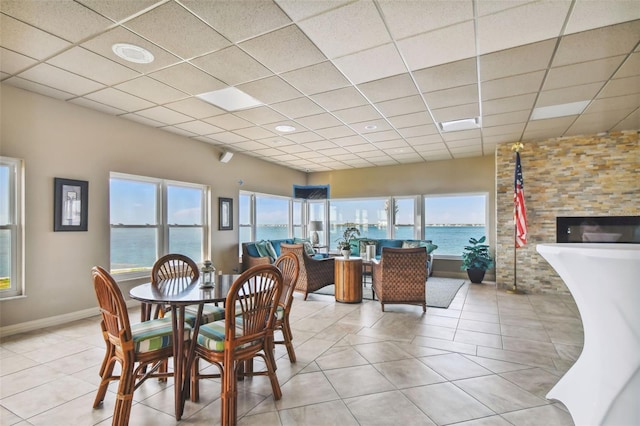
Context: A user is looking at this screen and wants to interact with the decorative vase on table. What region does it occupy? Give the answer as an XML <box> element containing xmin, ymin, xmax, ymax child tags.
<box><xmin>341</xmin><ymin>249</ymin><xmax>351</xmax><ymax>259</ymax></box>
<box><xmin>336</xmin><ymin>224</ymin><xmax>360</xmax><ymax>262</ymax></box>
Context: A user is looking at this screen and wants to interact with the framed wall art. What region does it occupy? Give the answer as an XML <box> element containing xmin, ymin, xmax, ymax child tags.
<box><xmin>219</xmin><ymin>197</ymin><xmax>233</xmax><ymax>231</ymax></box>
<box><xmin>54</xmin><ymin>178</ymin><xmax>88</xmax><ymax>231</ymax></box>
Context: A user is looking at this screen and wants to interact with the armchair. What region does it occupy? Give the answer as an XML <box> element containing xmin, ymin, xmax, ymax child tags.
<box><xmin>279</xmin><ymin>243</ymin><xmax>335</xmax><ymax>300</ymax></box>
<box><xmin>371</xmin><ymin>247</ymin><xmax>428</xmax><ymax>313</ymax></box>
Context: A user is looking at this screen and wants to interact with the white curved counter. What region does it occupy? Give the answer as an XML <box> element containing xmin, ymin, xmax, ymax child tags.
<box><xmin>537</xmin><ymin>243</ymin><xmax>640</xmax><ymax>426</ymax></box>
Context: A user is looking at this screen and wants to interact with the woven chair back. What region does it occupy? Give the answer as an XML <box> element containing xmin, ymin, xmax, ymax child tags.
<box><xmin>92</xmin><ymin>266</ymin><xmax>133</xmax><ymax>348</ymax></box>
<box><xmin>274</xmin><ymin>252</ymin><xmax>300</xmax><ymax>310</ymax></box>
<box><xmin>152</xmin><ymin>253</ymin><xmax>199</xmax><ymax>284</ymax></box>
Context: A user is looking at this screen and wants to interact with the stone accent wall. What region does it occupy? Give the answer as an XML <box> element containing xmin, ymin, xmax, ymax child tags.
<box><xmin>495</xmin><ymin>131</ymin><xmax>639</xmax><ymax>293</ymax></box>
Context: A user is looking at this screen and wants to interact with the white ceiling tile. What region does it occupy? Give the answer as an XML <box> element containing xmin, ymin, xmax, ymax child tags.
<box><xmin>281</xmin><ymin>61</ymin><xmax>350</xmax><ymax>95</ymax></box>
<box><xmin>375</xmin><ymin>95</ymin><xmax>426</xmax><ymax>117</ymax></box>
<box><xmin>0</xmin><ymin>48</ymin><xmax>37</xmax><ymax>75</ymax></box>
<box><xmin>182</xmin><ymin>0</ymin><xmax>292</xmax><ymax>43</ymax></box>
<box><xmin>599</xmin><ymin>76</ymin><xmax>640</xmax><ymax>99</ymax></box>
<box><xmin>333</xmin><ymin>43</ymin><xmax>406</xmax><ymax>85</ymax></box>
<box><xmin>149</xmin><ymin>63</ymin><xmax>225</xmax><ymax>95</ymax></box>
<box><xmin>164</xmin><ymin>98</ymin><xmax>225</xmax><ymax>119</ymax></box>
<box><xmin>318</xmin><ymin>147</ymin><xmax>351</xmax><ymax>156</ymax></box>
<box><xmin>237</xmin><ymin>76</ymin><xmax>302</xmax><ymax>104</ymax></box>
<box><xmin>431</xmin><ymin>103</ymin><xmax>480</xmax><ymax>123</ymax></box>
<box><xmin>234</xmin><ymin>126</ymin><xmax>277</xmax><ymax>140</ymax></box>
<box><xmin>70</xmin><ymin>97</ymin><xmax>126</xmax><ymax>115</ymax></box>
<box><xmin>47</xmin><ymin>47</ymin><xmax>140</xmax><ymax>85</ymax></box>
<box><xmin>553</xmin><ymin>20</ymin><xmax>640</xmax><ymax>67</ymax></box>
<box><xmin>399</xmin><ymin>21</ymin><xmax>476</xmax><ymax>71</ymax></box>
<box><xmin>161</xmin><ymin>125</ymin><xmax>196</xmax><ymax>137</ymax></box>
<box><xmin>585</xmin><ymin>94</ymin><xmax>639</xmax><ymax>115</ymax></box>
<box><xmin>240</xmin><ymin>25</ymin><xmax>326</xmax><ymax>73</ymax></box>
<box><xmin>3</xmin><ymin>76</ymin><xmax>75</xmax><ymax>100</ymax></box>
<box><xmin>612</xmin><ymin>110</ymin><xmax>640</xmax><ymax>131</ymax></box>
<box><xmin>296</xmin><ymin>113</ymin><xmax>342</xmax><ymax>130</ymax></box>
<box><xmin>136</xmin><ymin>106</ymin><xmax>192</xmax><ymax>125</ymax></box>
<box><xmin>365</xmin><ymin>130</ymin><xmax>402</xmax><ymax>142</ymax></box>
<box><xmin>482</xmin><ymin>123</ymin><xmax>526</xmax><ymax>137</ymax></box>
<box><xmin>1</xmin><ymin>0</ymin><xmax>112</xmax><ymax>43</ymax></box>
<box><xmin>475</xmin><ymin>1</ymin><xmax>535</xmax><ymax>17</ymax></box>
<box><xmin>316</xmin><ymin>125</ymin><xmax>356</xmax><ymax>139</ymax></box>
<box><xmin>81</xmin><ymin>26</ymin><xmax>181</xmax><ymax>74</ymax></box>
<box><xmin>174</xmin><ymin>120</ymin><xmax>224</xmax><ymax>136</ymax></box>
<box><xmin>84</xmin><ymin>87</ymin><xmax>154</xmax><ymax>111</ymax></box>
<box><xmin>482</xmin><ymin>93</ymin><xmax>537</xmax><ymax>116</ymax></box>
<box><xmin>279</xmin><ymin>143</ymin><xmax>312</xmax><ymax>154</ymax></box>
<box><xmin>121</xmin><ymin>112</ymin><xmax>164</xmax><ymax>127</ymax></box>
<box><xmin>346</xmin><ymin>143</ymin><xmax>377</xmax><ymax>153</ymax></box>
<box><xmin>296</xmin><ymin>1</ymin><xmax>390</xmax><ymax>58</ymax></box>
<box><xmin>357</xmin><ymin>73</ymin><xmax>419</xmax><ymax>103</ymax></box>
<box><xmin>536</xmin><ymin>82</ymin><xmax>604</xmax><ymax>108</ymax></box>
<box><xmin>398</xmin><ymin>124</ymin><xmax>438</xmax><ymax>138</ymax></box>
<box><xmin>271</xmin><ymin>97</ymin><xmax>325</xmax><ymax>118</ymax></box>
<box><xmin>204</xmin><ymin>114</ymin><xmax>253</xmax><ymax>131</ymax></box>
<box><xmin>378</xmin><ymin>0</ymin><xmax>473</xmax><ymax>40</ymax></box>
<box><xmin>482</xmin><ymin>110</ymin><xmax>530</xmax><ymax>127</ymax></box>
<box><xmin>413</xmin><ymin>58</ymin><xmax>477</xmax><ymax>93</ymax></box>
<box><xmin>565</xmin><ymin>0</ymin><xmax>640</xmax><ymax>35</ymax></box>
<box><xmin>124</xmin><ymin>2</ymin><xmax>230</xmax><ymax>59</ymax></box>
<box><xmin>233</xmin><ymin>107</ymin><xmax>287</xmax><ymax>125</ymax></box>
<box><xmin>543</xmin><ymin>56</ymin><xmax>625</xmax><ymax>91</ymax></box>
<box><xmin>477</xmin><ymin>1</ymin><xmax>570</xmax><ymax>55</ymax></box>
<box><xmin>191</xmin><ymin>46</ymin><xmax>272</xmax><ymax>86</ymax></box>
<box><xmin>311</xmin><ymin>86</ymin><xmax>368</xmax><ymax>111</ymax></box>
<box><xmin>442</xmin><ymin>129</ymin><xmax>482</xmax><ymax>142</ymax></box>
<box><xmin>373</xmin><ymin>139</ymin><xmax>410</xmax><ymax>150</ymax></box>
<box><xmin>614</xmin><ymin>52</ymin><xmax>640</xmax><ymax>79</ymax></box>
<box><xmin>17</xmin><ymin>63</ymin><xmax>104</xmax><ymax>95</ymax></box>
<box><xmin>406</xmin><ymin>134</ymin><xmax>443</xmax><ymax>146</ymax></box>
<box><xmin>302</xmin><ymin>140</ymin><xmax>339</xmax><ymax>151</ymax></box>
<box><xmin>115</xmin><ymin>76</ymin><xmax>187</xmax><ymax>104</ymax></box>
<box><xmin>284</xmin><ymin>131</ymin><xmax>323</xmax><ymax>143</ymax></box>
<box><xmin>332</xmin><ymin>105</ymin><xmax>382</xmax><ymax>124</ymax></box>
<box><xmin>275</xmin><ymin>0</ymin><xmax>354</xmax><ymax>22</ymax></box>
<box><xmin>208</xmin><ymin>132</ymin><xmax>248</xmax><ymax>144</ymax></box>
<box><xmin>0</xmin><ymin>14</ymin><xmax>71</xmax><ymax>60</ymax></box>
<box><xmin>424</xmin><ymin>84</ymin><xmax>478</xmax><ymax>109</ymax></box>
<box><xmin>479</xmin><ymin>40</ymin><xmax>555</xmax><ymax>81</ymax></box>
<box><xmin>77</xmin><ymin>0</ymin><xmax>160</xmax><ymax>22</ymax></box>
<box><xmin>387</xmin><ymin>112</ymin><xmax>433</xmax><ymax>129</ymax></box>
<box><xmin>333</xmin><ymin>135</ymin><xmax>370</xmax><ymax>147</ymax></box>
<box><xmin>355</xmin><ymin>119</ymin><xmax>392</xmax><ymax>134</ymax></box>
<box><xmin>481</xmin><ymin>71</ymin><xmax>545</xmax><ymax>101</ymax></box>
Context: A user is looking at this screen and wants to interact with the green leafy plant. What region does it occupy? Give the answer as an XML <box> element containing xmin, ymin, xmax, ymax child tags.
<box><xmin>460</xmin><ymin>236</ymin><xmax>494</xmax><ymax>271</ymax></box>
<box><xmin>336</xmin><ymin>224</ymin><xmax>360</xmax><ymax>251</ymax></box>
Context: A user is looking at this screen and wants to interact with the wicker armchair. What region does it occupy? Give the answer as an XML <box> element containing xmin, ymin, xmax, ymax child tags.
<box><xmin>279</xmin><ymin>243</ymin><xmax>335</xmax><ymax>300</ymax></box>
<box><xmin>371</xmin><ymin>247</ymin><xmax>428</xmax><ymax>313</ymax></box>
<box><xmin>241</xmin><ymin>242</ymin><xmax>272</xmax><ymax>271</ymax></box>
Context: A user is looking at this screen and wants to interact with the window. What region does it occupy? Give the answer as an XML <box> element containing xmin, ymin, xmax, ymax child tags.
<box><xmin>255</xmin><ymin>194</ymin><xmax>290</xmax><ymax>240</ymax></box>
<box><xmin>239</xmin><ymin>192</ymin><xmax>252</xmax><ymax>246</ymax></box>
<box><xmin>0</xmin><ymin>157</ymin><xmax>24</xmax><ymax>299</ymax></box>
<box><xmin>329</xmin><ymin>198</ymin><xmax>388</xmax><ymax>247</ymax></box>
<box><xmin>110</xmin><ymin>173</ymin><xmax>208</xmax><ymax>277</ymax></box>
<box><xmin>292</xmin><ymin>200</ymin><xmax>303</xmax><ymax>239</ymax></box>
<box><xmin>424</xmin><ymin>194</ymin><xmax>487</xmax><ymax>256</ymax></box>
<box><xmin>393</xmin><ymin>197</ymin><xmax>418</xmax><ymax>239</ymax></box>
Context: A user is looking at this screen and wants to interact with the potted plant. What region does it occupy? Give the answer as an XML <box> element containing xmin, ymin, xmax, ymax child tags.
<box><xmin>461</xmin><ymin>236</ymin><xmax>493</xmax><ymax>283</ymax></box>
<box><xmin>336</xmin><ymin>225</ymin><xmax>360</xmax><ymax>259</ymax></box>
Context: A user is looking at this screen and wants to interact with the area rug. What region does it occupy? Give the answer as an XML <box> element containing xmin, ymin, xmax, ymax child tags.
<box><xmin>314</xmin><ymin>277</ymin><xmax>466</xmax><ymax>309</ymax></box>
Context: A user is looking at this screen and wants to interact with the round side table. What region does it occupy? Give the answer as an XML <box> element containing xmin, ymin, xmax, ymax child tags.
<box><xmin>334</xmin><ymin>256</ymin><xmax>363</xmax><ymax>303</ymax></box>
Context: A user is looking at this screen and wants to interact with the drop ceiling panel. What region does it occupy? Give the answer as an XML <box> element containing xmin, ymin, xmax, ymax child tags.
<box><xmin>543</xmin><ymin>56</ymin><xmax>625</xmax><ymax>91</ymax></box>
<box><xmin>115</xmin><ymin>76</ymin><xmax>187</xmax><ymax>104</ymax></box>
<box><xmin>424</xmin><ymin>84</ymin><xmax>478</xmax><ymax>109</ymax></box>
<box><xmin>296</xmin><ymin>1</ymin><xmax>390</xmax><ymax>59</ymax></box>
<box><xmin>124</xmin><ymin>2</ymin><xmax>230</xmax><ymax>60</ymax></box>
<box><xmin>280</xmin><ymin>61</ymin><xmax>350</xmax><ymax>95</ymax></box>
<box><xmin>136</xmin><ymin>106</ymin><xmax>192</xmax><ymax>125</ymax></box>
<box><xmin>182</xmin><ymin>0</ymin><xmax>292</xmax><ymax>43</ymax></box>
<box><xmin>271</xmin><ymin>97</ymin><xmax>325</xmax><ymax>118</ymax></box>
<box><xmin>70</xmin><ymin>97</ymin><xmax>126</xmax><ymax>116</ymax></box>
<box><xmin>233</xmin><ymin>107</ymin><xmax>287</xmax><ymax>125</ymax></box>
<box><xmin>164</xmin><ymin>98</ymin><xmax>225</xmax><ymax>119</ymax></box>
<box><xmin>482</xmin><ymin>93</ymin><xmax>537</xmax><ymax>116</ymax></box>
<box><xmin>47</xmin><ymin>47</ymin><xmax>140</xmax><ymax>86</ymax></box>
<box><xmin>614</xmin><ymin>52</ymin><xmax>640</xmax><ymax>78</ymax></box>
<box><xmin>599</xmin><ymin>75</ymin><xmax>640</xmax><ymax>99</ymax></box>
<box><xmin>84</xmin><ymin>87</ymin><xmax>154</xmax><ymax>111</ymax></box>
<box><xmin>316</xmin><ymin>125</ymin><xmax>356</xmax><ymax>139</ymax></box>
<box><xmin>536</xmin><ymin>82</ymin><xmax>605</xmax><ymax>108</ymax></box>
<box><xmin>0</xmin><ymin>15</ymin><xmax>71</xmax><ymax>60</ymax></box>
<box><xmin>296</xmin><ymin>113</ymin><xmax>342</xmax><ymax>130</ymax></box>
<box><xmin>332</xmin><ymin>105</ymin><xmax>382</xmax><ymax>124</ymax></box>
<box><xmin>374</xmin><ymin>95</ymin><xmax>426</xmax><ymax>117</ymax></box>
<box><xmin>77</xmin><ymin>0</ymin><xmax>160</xmax><ymax>22</ymax></box>
<box><xmin>17</xmin><ymin>63</ymin><xmax>104</xmax><ymax>95</ymax></box>
<box><xmin>237</xmin><ymin>76</ymin><xmax>302</xmax><ymax>104</ymax></box>
<box><xmin>482</xmin><ymin>110</ymin><xmax>531</xmax><ymax>127</ymax></box>
<box><xmin>479</xmin><ymin>40</ymin><xmax>555</xmax><ymax>81</ymax></box>
<box><xmin>333</xmin><ymin>43</ymin><xmax>406</xmax><ymax>85</ymax></box>
<box><xmin>431</xmin><ymin>103</ymin><xmax>479</xmax><ymax>123</ymax></box>
<box><xmin>191</xmin><ymin>46</ymin><xmax>272</xmax><ymax>86</ymax></box>
<box><xmin>482</xmin><ymin>71</ymin><xmax>545</xmax><ymax>101</ymax></box>
<box><xmin>203</xmin><ymin>114</ymin><xmax>253</xmax><ymax>131</ymax></box>
<box><xmin>311</xmin><ymin>86</ymin><xmax>368</xmax><ymax>111</ymax></box>
<box><xmin>149</xmin><ymin>63</ymin><xmax>225</xmax><ymax>95</ymax></box>
<box><xmin>174</xmin><ymin>120</ymin><xmax>224</xmax><ymax>136</ymax></box>
<box><xmin>239</xmin><ymin>25</ymin><xmax>326</xmax><ymax>74</ymax></box>
<box><xmin>207</xmin><ymin>131</ymin><xmax>248</xmax><ymax>144</ymax></box>
<box><xmin>357</xmin><ymin>73</ymin><xmax>418</xmax><ymax>103</ymax></box>
<box><xmin>0</xmin><ymin>48</ymin><xmax>37</xmax><ymax>74</ymax></box>
<box><xmin>413</xmin><ymin>58</ymin><xmax>477</xmax><ymax>93</ymax></box>
<box><xmin>4</xmin><ymin>76</ymin><xmax>74</xmax><ymax>100</ymax></box>
<box><xmin>387</xmin><ymin>112</ymin><xmax>433</xmax><ymax>129</ymax></box>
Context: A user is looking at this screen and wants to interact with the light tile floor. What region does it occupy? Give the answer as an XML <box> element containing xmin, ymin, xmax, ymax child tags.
<box><xmin>0</xmin><ymin>281</ymin><xmax>583</xmax><ymax>425</ymax></box>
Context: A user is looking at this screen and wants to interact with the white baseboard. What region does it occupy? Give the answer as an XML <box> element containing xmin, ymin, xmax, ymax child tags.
<box><xmin>0</xmin><ymin>299</ymin><xmax>140</xmax><ymax>338</ymax></box>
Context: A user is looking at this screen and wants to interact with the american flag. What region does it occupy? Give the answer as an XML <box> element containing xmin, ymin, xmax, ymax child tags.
<box><xmin>514</xmin><ymin>152</ymin><xmax>527</xmax><ymax>248</ymax></box>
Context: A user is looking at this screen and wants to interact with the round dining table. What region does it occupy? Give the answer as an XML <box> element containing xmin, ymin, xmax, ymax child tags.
<box><xmin>129</xmin><ymin>274</ymin><xmax>238</xmax><ymax>420</ymax></box>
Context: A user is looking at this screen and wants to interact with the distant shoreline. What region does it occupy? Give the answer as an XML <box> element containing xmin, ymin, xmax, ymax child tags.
<box><xmin>257</xmin><ymin>224</ymin><xmax>485</xmax><ymax>227</ymax></box>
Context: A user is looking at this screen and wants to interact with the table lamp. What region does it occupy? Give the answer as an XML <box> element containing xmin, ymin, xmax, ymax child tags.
<box><xmin>309</xmin><ymin>221</ymin><xmax>323</xmax><ymax>245</ymax></box>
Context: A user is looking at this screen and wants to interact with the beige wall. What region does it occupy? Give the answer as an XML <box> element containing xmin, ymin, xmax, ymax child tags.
<box><xmin>0</xmin><ymin>85</ymin><xmax>305</xmax><ymax>328</ymax></box>
<box><xmin>495</xmin><ymin>131</ymin><xmax>639</xmax><ymax>293</ymax></box>
<box><xmin>309</xmin><ymin>155</ymin><xmax>497</xmax><ymax>279</ymax></box>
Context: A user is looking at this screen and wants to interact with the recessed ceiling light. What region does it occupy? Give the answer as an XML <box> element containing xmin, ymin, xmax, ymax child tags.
<box><xmin>364</xmin><ymin>124</ymin><xmax>377</xmax><ymax>130</ymax></box>
<box><xmin>112</xmin><ymin>43</ymin><xmax>154</xmax><ymax>64</ymax></box>
<box><xmin>196</xmin><ymin>87</ymin><xmax>263</xmax><ymax>111</ymax></box>
<box><xmin>531</xmin><ymin>101</ymin><xmax>590</xmax><ymax>120</ymax></box>
<box><xmin>275</xmin><ymin>125</ymin><xmax>296</xmax><ymax>133</ymax></box>
<box><xmin>438</xmin><ymin>117</ymin><xmax>481</xmax><ymax>132</ymax></box>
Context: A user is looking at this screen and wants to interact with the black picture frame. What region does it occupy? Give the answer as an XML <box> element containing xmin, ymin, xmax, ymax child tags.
<box><xmin>54</xmin><ymin>178</ymin><xmax>88</xmax><ymax>232</ymax></box>
<box><xmin>219</xmin><ymin>197</ymin><xmax>233</xmax><ymax>231</ymax></box>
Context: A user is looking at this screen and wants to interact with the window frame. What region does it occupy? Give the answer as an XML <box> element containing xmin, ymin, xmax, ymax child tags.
<box><xmin>0</xmin><ymin>157</ymin><xmax>25</xmax><ymax>299</ymax></box>
<box><xmin>109</xmin><ymin>172</ymin><xmax>209</xmax><ymax>280</ymax></box>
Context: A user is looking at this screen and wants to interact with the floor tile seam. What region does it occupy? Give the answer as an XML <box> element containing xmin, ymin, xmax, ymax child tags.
<box><xmin>460</xmin><ymin>353</ymin><xmax>536</xmax><ymax>373</ymax></box>
<box><xmin>475</xmin><ymin>347</ymin><xmax>558</xmax><ymax>369</ymax></box>
<box><xmin>6</xmin><ymin>385</ymin><xmax>97</xmax><ymax>421</ymax></box>
<box><xmin>495</xmin><ymin>367</ymin><xmax>554</xmax><ymax>399</ymax></box>
<box><xmin>500</xmin><ymin>339</ymin><xmax>563</xmax><ymax>360</ymax></box>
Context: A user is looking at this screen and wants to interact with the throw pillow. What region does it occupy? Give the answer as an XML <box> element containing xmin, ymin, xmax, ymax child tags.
<box><xmin>302</xmin><ymin>241</ymin><xmax>316</xmax><ymax>256</ymax></box>
<box><xmin>402</xmin><ymin>240</ymin><xmax>421</xmax><ymax>248</ymax></box>
<box><xmin>419</xmin><ymin>241</ymin><xmax>438</xmax><ymax>254</ymax></box>
<box><xmin>265</xmin><ymin>240</ymin><xmax>278</xmax><ymax>260</ymax></box>
<box><xmin>255</xmin><ymin>240</ymin><xmax>271</xmax><ymax>258</ymax></box>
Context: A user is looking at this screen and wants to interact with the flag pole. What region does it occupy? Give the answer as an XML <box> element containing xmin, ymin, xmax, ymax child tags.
<box><xmin>508</xmin><ymin>142</ymin><xmax>525</xmax><ymax>295</ymax></box>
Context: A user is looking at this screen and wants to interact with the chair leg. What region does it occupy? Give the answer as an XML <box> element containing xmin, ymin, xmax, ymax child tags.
<box><xmin>263</xmin><ymin>346</ymin><xmax>282</xmax><ymax>400</ymax></box>
<box><xmin>94</xmin><ymin>345</ymin><xmax>116</xmax><ymax>408</ymax></box>
<box><xmin>381</xmin><ymin>303</ymin><xmax>385</xmax><ymax>312</ymax></box>
<box><xmin>190</xmin><ymin>357</ymin><xmax>200</xmax><ymax>402</ymax></box>
<box><xmin>422</xmin><ymin>302</ymin><xmax>427</xmax><ymax>313</ymax></box>
<box><xmin>283</xmin><ymin>320</ymin><xmax>296</xmax><ymax>363</ymax></box>
<box><xmin>113</xmin><ymin>357</ymin><xmax>135</xmax><ymax>426</ymax></box>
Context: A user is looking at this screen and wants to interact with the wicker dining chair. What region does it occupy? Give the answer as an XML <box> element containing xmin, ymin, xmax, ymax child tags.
<box><xmin>91</xmin><ymin>266</ymin><xmax>191</xmax><ymax>426</ymax></box>
<box><xmin>151</xmin><ymin>254</ymin><xmax>225</xmax><ymax>326</ymax></box>
<box><xmin>190</xmin><ymin>264</ymin><xmax>283</xmax><ymax>426</ymax></box>
<box><xmin>371</xmin><ymin>247</ymin><xmax>428</xmax><ymax>313</ymax></box>
<box><xmin>273</xmin><ymin>252</ymin><xmax>300</xmax><ymax>363</ymax></box>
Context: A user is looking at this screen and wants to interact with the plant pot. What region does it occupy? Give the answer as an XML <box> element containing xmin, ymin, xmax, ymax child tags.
<box><xmin>341</xmin><ymin>249</ymin><xmax>351</xmax><ymax>259</ymax></box>
<box><xmin>467</xmin><ymin>268</ymin><xmax>486</xmax><ymax>284</ymax></box>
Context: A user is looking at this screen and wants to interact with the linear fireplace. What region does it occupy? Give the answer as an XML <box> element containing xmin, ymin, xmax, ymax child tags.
<box><xmin>556</xmin><ymin>216</ymin><xmax>640</xmax><ymax>243</ymax></box>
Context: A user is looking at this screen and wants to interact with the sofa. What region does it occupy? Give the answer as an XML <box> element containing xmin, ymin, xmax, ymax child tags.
<box><xmin>241</xmin><ymin>238</ymin><xmax>327</xmax><ymax>272</ymax></box>
<box><xmin>350</xmin><ymin>238</ymin><xmax>437</xmax><ymax>276</ymax></box>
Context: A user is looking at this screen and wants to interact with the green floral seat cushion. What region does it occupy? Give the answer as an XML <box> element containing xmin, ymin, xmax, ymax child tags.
<box><xmin>166</xmin><ymin>304</ymin><xmax>225</xmax><ymax>327</ymax></box>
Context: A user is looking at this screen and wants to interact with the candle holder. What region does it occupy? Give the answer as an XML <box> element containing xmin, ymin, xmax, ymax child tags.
<box><xmin>200</xmin><ymin>260</ymin><xmax>216</xmax><ymax>288</ymax></box>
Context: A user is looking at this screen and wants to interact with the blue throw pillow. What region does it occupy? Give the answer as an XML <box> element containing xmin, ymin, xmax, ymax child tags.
<box><xmin>255</xmin><ymin>240</ymin><xmax>271</xmax><ymax>258</ymax></box>
<box><xmin>265</xmin><ymin>241</ymin><xmax>278</xmax><ymax>260</ymax></box>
